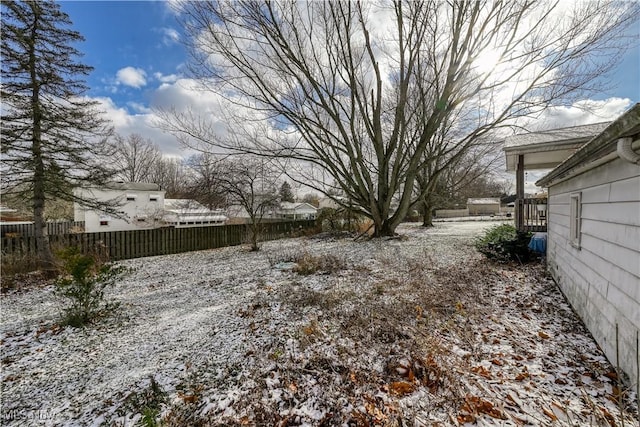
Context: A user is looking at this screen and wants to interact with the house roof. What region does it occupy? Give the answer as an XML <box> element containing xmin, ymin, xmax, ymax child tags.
<box><xmin>467</xmin><ymin>198</ymin><xmax>501</xmax><ymax>205</ymax></box>
<box><xmin>105</xmin><ymin>182</ymin><xmax>162</xmax><ymax>191</ymax></box>
<box><xmin>504</xmin><ymin>122</ymin><xmax>610</xmax><ymax>149</ymax></box>
<box><xmin>537</xmin><ymin>103</ymin><xmax>640</xmax><ymax>187</ymax></box>
<box><xmin>280</xmin><ymin>202</ymin><xmax>318</xmax><ymax>212</ymax></box>
<box><xmin>165</xmin><ymin>199</ymin><xmax>205</xmax><ymax>210</ymax></box>
<box><xmin>503</xmin><ymin>122</ymin><xmax>610</xmax><ymax>172</ymax></box>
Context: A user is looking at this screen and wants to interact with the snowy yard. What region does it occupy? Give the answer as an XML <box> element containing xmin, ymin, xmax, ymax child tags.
<box><xmin>1</xmin><ymin>221</ymin><xmax>637</xmax><ymax>426</ymax></box>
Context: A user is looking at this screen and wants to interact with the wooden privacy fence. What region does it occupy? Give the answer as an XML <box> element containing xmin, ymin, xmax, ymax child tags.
<box><xmin>0</xmin><ymin>221</ymin><xmax>85</xmax><ymax>237</ymax></box>
<box><xmin>1</xmin><ymin>220</ymin><xmax>315</xmax><ymax>261</ymax></box>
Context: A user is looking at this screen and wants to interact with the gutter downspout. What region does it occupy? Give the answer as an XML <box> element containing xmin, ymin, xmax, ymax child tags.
<box><xmin>617</xmin><ymin>137</ymin><xmax>640</xmax><ymax>164</ymax></box>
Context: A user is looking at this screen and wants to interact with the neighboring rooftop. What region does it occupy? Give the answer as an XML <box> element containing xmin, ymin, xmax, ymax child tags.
<box><xmin>280</xmin><ymin>202</ymin><xmax>318</xmax><ymax>211</ymax></box>
<box><xmin>467</xmin><ymin>198</ymin><xmax>501</xmax><ymax>205</ymax></box>
<box><xmin>105</xmin><ymin>182</ymin><xmax>162</xmax><ymax>191</ymax></box>
<box><xmin>165</xmin><ymin>199</ymin><xmax>208</xmax><ymax>211</ymax></box>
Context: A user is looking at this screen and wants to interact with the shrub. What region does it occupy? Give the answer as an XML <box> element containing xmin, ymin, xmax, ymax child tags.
<box><xmin>115</xmin><ymin>376</ymin><xmax>167</xmax><ymax>427</ymax></box>
<box><xmin>267</xmin><ymin>248</ymin><xmax>346</xmax><ymax>275</ymax></box>
<box><xmin>315</xmin><ymin>207</ymin><xmax>364</xmax><ymax>233</ymax></box>
<box><xmin>474</xmin><ymin>224</ymin><xmax>532</xmax><ymax>263</ymax></box>
<box><xmin>293</xmin><ymin>252</ymin><xmax>346</xmax><ymax>275</ymax></box>
<box><xmin>54</xmin><ymin>246</ymin><xmax>128</xmax><ymax>327</ymax></box>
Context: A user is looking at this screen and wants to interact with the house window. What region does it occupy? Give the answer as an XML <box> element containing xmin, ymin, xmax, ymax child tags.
<box><xmin>569</xmin><ymin>192</ymin><xmax>582</xmax><ymax>248</ymax></box>
<box><xmin>126</xmin><ymin>194</ymin><xmax>137</xmax><ymax>201</ymax></box>
<box><xmin>99</xmin><ymin>220</ymin><xmax>109</xmax><ymax>226</ymax></box>
<box><xmin>149</xmin><ymin>194</ymin><xmax>159</xmax><ymax>202</ymax></box>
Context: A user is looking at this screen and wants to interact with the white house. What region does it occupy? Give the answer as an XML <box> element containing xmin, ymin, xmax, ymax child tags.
<box><xmin>536</xmin><ymin>103</ymin><xmax>640</xmax><ymax>386</ymax></box>
<box><xmin>279</xmin><ymin>202</ymin><xmax>318</xmax><ymax>220</ymax></box>
<box><xmin>74</xmin><ymin>182</ymin><xmax>165</xmax><ymax>232</ymax></box>
<box><xmin>164</xmin><ymin>199</ymin><xmax>227</xmax><ymax>227</ymax></box>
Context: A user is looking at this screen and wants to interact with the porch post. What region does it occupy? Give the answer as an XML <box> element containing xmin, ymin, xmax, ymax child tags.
<box><xmin>516</xmin><ymin>154</ymin><xmax>524</xmax><ymax>230</ymax></box>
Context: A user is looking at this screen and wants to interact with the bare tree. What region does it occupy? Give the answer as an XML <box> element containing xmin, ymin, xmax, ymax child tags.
<box><xmin>1</xmin><ymin>0</ymin><xmax>114</xmax><ymax>269</ymax></box>
<box><xmin>108</xmin><ymin>134</ymin><xmax>162</xmax><ymax>183</ymax></box>
<box><xmin>416</xmin><ymin>151</ymin><xmax>507</xmax><ymax>226</ymax></box>
<box><xmin>218</xmin><ymin>158</ymin><xmax>281</xmax><ymax>251</ymax></box>
<box><xmin>149</xmin><ymin>157</ymin><xmax>189</xmax><ymax>198</ymax></box>
<box><xmin>159</xmin><ymin>0</ymin><xmax>638</xmax><ymax>236</ymax></box>
<box><xmin>185</xmin><ymin>152</ymin><xmax>227</xmax><ymax>210</ymax></box>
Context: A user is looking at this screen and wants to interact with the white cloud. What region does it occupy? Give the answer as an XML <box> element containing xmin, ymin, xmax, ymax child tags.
<box><xmin>161</xmin><ymin>27</ymin><xmax>180</xmax><ymax>46</ymax></box>
<box><xmin>153</xmin><ymin>72</ymin><xmax>180</xmax><ymax>84</ymax></box>
<box><xmin>92</xmin><ymin>95</ymin><xmax>183</xmax><ymax>156</ymax></box>
<box><xmin>530</xmin><ymin>98</ymin><xmax>633</xmax><ymax>130</ymax></box>
<box><xmin>115</xmin><ymin>67</ymin><xmax>147</xmax><ymax>88</ymax></box>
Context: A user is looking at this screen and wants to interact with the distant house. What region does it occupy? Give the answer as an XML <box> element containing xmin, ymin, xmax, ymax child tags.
<box><xmin>74</xmin><ymin>182</ymin><xmax>165</xmax><ymax>232</ymax></box>
<box><xmin>466</xmin><ymin>198</ymin><xmax>501</xmax><ymax>215</ymax></box>
<box><xmin>0</xmin><ymin>206</ymin><xmax>19</xmax><ymax>221</ymax></box>
<box><xmin>535</xmin><ymin>103</ymin><xmax>640</xmax><ymax>385</ymax></box>
<box><xmin>278</xmin><ymin>202</ymin><xmax>317</xmax><ymax>220</ymax></box>
<box><xmin>164</xmin><ymin>199</ymin><xmax>227</xmax><ymax>227</ymax></box>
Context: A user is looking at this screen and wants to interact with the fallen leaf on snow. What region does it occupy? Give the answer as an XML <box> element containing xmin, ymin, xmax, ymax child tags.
<box><xmin>542</xmin><ymin>407</ymin><xmax>557</xmax><ymax>420</ymax></box>
<box><xmin>471</xmin><ymin>365</ymin><xmax>492</xmax><ymax>379</ymax></box>
<box><xmin>538</xmin><ymin>331</ymin><xmax>550</xmax><ymax>339</ymax></box>
<box><xmin>388</xmin><ymin>381</ymin><xmax>415</xmax><ymax>396</ymax></box>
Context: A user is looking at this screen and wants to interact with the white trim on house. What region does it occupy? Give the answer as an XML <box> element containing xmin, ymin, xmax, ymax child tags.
<box><xmin>569</xmin><ymin>192</ymin><xmax>582</xmax><ymax>249</ymax></box>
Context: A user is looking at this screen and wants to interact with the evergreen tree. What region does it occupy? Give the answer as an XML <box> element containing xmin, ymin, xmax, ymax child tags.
<box><xmin>279</xmin><ymin>181</ymin><xmax>295</xmax><ymax>203</ymax></box>
<box><xmin>1</xmin><ymin>0</ymin><xmax>114</xmax><ymax>271</ymax></box>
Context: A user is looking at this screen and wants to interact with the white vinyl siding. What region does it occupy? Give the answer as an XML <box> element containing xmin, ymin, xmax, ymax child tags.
<box><xmin>546</xmin><ymin>157</ymin><xmax>640</xmax><ymax>386</ymax></box>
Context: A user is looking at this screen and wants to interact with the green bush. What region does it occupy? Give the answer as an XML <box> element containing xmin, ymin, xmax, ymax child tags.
<box><xmin>474</xmin><ymin>224</ymin><xmax>532</xmax><ymax>263</ymax></box>
<box><xmin>55</xmin><ymin>247</ymin><xmax>127</xmax><ymax>327</ymax></box>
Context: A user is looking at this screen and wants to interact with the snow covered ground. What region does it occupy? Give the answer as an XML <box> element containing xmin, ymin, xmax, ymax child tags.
<box><xmin>1</xmin><ymin>221</ymin><xmax>637</xmax><ymax>426</ymax></box>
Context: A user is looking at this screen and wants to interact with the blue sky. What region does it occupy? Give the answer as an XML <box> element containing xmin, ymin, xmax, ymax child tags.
<box><xmin>61</xmin><ymin>1</ymin><xmax>186</xmax><ymax>114</ymax></box>
<box><xmin>58</xmin><ymin>1</ymin><xmax>640</xmax><ymax>157</ymax></box>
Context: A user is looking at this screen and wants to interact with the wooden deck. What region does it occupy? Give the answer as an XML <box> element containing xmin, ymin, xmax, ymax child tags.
<box><xmin>516</xmin><ymin>198</ymin><xmax>547</xmax><ymax>232</ymax></box>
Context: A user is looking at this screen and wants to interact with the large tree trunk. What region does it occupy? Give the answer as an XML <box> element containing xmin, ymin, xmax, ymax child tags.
<box><xmin>422</xmin><ymin>207</ymin><xmax>434</xmax><ymax>228</ymax></box>
<box><xmin>32</xmin><ymin>151</ymin><xmax>55</xmax><ymax>272</ymax></box>
<box><xmin>372</xmin><ymin>219</ymin><xmax>396</xmax><ymax>237</ymax></box>
<box><xmin>30</xmin><ymin>35</ymin><xmax>55</xmax><ymax>273</ymax></box>
<box><xmin>248</xmin><ymin>217</ymin><xmax>260</xmax><ymax>251</ymax></box>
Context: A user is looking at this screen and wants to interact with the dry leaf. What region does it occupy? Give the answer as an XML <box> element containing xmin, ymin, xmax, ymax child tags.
<box><xmin>388</xmin><ymin>381</ymin><xmax>415</xmax><ymax>396</ymax></box>
<box><xmin>471</xmin><ymin>365</ymin><xmax>492</xmax><ymax>379</ymax></box>
<box><xmin>463</xmin><ymin>396</ymin><xmax>507</xmax><ymax>420</ymax></box>
<box><xmin>178</xmin><ymin>392</ymin><xmax>198</xmax><ymax>404</ymax></box>
<box><xmin>599</xmin><ymin>406</ymin><xmax>616</xmax><ymax>427</ymax></box>
<box><xmin>542</xmin><ymin>407</ymin><xmax>557</xmax><ymax>421</ymax></box>
<box><xmin>457</xmin><ymin>413</ymin><xmax>476</xmax><ymax>423</ymax></box>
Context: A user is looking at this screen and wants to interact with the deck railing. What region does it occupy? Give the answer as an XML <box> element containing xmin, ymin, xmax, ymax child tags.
<box><xmin>516</xmin><ymin>198</ymin><xmax>547</xmax><ymax>232</ymax></box>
